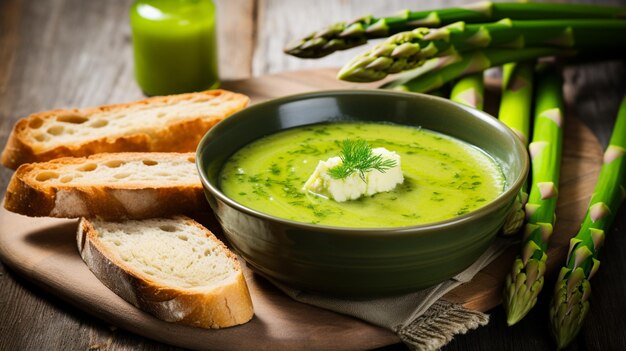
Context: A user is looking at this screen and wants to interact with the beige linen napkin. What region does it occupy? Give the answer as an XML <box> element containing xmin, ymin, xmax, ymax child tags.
<box><xmin>269</xmin><ymin>238</ymin><xmax>512</xmax><ymax>351</ymax></box>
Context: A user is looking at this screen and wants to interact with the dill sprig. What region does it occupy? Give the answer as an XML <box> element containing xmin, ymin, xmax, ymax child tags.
<box><xmin>328</xmin><ymin>139</ymin><xmax>397</xmax><ymax>181</ymax></box>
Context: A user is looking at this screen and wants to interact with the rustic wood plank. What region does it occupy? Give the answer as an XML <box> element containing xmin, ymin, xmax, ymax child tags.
<box><xmin>0</xmin><ymin>0</ymin><xmax>19</xmax><ymax>95</ymax></box>
<box><xmin>216</xmin><ymin>0</ymin><xmax>256</xmax><ymax>80</ymax></box>
<box><xmin>0</xmin><ymin>0</ymin><xmax>19</xmax><ymax>195</ymax></box>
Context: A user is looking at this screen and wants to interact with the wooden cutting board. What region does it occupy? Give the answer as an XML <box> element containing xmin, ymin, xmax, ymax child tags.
<box><xmin>0</xmin><ymin>69</ymin><xmax>603</xmax><ymax>351</ymax></box>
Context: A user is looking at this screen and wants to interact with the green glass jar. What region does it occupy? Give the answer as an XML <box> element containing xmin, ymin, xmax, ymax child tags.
<box><xmin>130</xmin><ymin>0</ymin><xmax>219</xmax><ymax>96</ymax></box>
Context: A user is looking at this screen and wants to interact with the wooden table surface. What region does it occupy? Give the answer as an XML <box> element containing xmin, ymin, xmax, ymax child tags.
<box><xmin>1</xmin><ymin>0</ymin><xmax>625</xmax><ymax>350</ymax></box>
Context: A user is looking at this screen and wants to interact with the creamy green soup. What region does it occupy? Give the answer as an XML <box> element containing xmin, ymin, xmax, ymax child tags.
<box><xmin>219</xmin><ymin>122</ymin><xmax>504</xmax><ymax>228</ymax></box>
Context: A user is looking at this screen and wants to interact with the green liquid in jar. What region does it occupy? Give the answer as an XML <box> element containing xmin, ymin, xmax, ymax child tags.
<box><xmin>130</xmin><ymin>0</ymin><xmax>219</xmax><ymax>96</ymax></box>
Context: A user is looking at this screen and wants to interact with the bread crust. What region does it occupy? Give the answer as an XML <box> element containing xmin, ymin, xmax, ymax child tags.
<box><xmin>4</xmin><ymin>153</ymin><xmax>207</xmax><ymax>220</ymax></box>
<box><xmin>1</xmin><ymin>90</ymin><xmax>249</xmax><ymax>169</ymax></box>
<box><xmin>77</xmin><ymin>216</ymin><xmax>254</xmax><ymax>328</ymax></box>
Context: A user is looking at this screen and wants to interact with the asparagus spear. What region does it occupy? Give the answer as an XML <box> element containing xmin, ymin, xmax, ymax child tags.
<box><xmin>549</xmin><ymin>96</ymin><xmax>626</xmax><ymax>349</ymax></box>
<box><xmin>504</xmin><ymin>66</ymin><xmax>564</xmax><ymax>326</ymax></box>
<box><xmin>337</xmin><ymin>19</ymin><xmax>626</xmax><ymax>82</ymax></box>
<box><xmin>499</xmin><ymin>62</ymin><xmax>534</xmax><ymax>145</ymax></box>
<box><xmin>450</xmin><ymin>73</ymin><xmax>485</xmax><ymax>110</ymax></box>
<box><xmin>382</xmin><ymin>47</ymin><xmax>567</xmax><ymax>93</ymax></box>
<box><xmin>499</xmin><ymin>61</ymin><xmax>535</xmax><ymax>235</ymax></box>
<box><xmin>285</xmin><ymin>2</ymin><xmax>626</xmax><ymax>58</ymax></box>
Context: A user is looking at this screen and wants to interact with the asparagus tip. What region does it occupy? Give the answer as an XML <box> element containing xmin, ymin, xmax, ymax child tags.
<box><xmin>550</xmin><ymin>299</ymin><xmax>585</xmax><ymax>349</ymax></box>
<box><xmin>549</xmin><ymin>269</ymin><xmax>591</xmax><ymax>350</ymax></box>
<box><xmin>503</xmin><ymin>256</ymin><xmax>546</xmax><ymax>325</ymax></box>
<box><xmin>505</xmin><ymin>301</ymin><xmax>533</xmax><ymax>326</ymax></box>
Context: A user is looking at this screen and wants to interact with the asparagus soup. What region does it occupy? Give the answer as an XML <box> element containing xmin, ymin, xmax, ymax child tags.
<box><xmin>219</xmin><ymin>122</ymin><xmax>505</xmax><ymax>228</ymax></box>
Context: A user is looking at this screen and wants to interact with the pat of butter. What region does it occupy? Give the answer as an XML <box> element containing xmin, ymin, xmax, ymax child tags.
<box><xmin>303</xmin><ymin>147</ymin><xmax>404</xmax><ymax>202</ymax></box>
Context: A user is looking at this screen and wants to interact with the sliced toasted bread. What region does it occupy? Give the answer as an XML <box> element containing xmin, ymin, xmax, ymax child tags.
<box><xmin>1</xmin><ymin>90</ymin><xmax>249</xmax><ymax>169</ymax></box>
<box><xmin>77</xmin><ymin>216</ymin><xmax>254</xmax><ymax>328</ymax></box>
<box><xmin>4</xmin><ymin>152</ymin><xmax>204</xmax><ymax>219</ymax></box>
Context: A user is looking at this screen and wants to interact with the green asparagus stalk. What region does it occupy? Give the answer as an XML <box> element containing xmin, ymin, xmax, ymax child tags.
<box><xmin>450</xmin><ymin>73</ymin><xmax>485</xmax><ymax>109</ymax></box>
<box><xmin>549</xmin><ymin>96</ymin><xmax>626</xmax><ymax>349</ymax></box>
<box><xmin>285</xmin><ymin>1</ymin><xmax>626</xmax><ymax>58</ymax></box>
<box><xmin>504</xmin><ymin>66</ymin><xmax>564</xmax><ymax>326</ymax></box>
<box><xmin>337</xmin><ymin>19</ymin><xmax>626</xmax><ymax>82</ymax></box>
<box><xmin>499</xmin><ymin>62</ymin><xmax>534</xmax><ymax>145</ymax></box>
<box><xmin>383</xmin><ymin>47</ymin><xmax>568</xmax><ymax>93</ymax></box>
<box><xmin>499</xmin><ymin>61</ymin><xmax>535</xmax><ymax>235</ymax></box>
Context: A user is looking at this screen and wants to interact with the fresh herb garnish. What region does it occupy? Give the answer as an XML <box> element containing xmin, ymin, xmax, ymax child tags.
<box><xmin>328</xmin><ymin>139</ymin><xmax>397</xmax><ymax>181</ymax></box>
<box><xmin>269</xmin><ymin>163</ymin><xmax>281</xmax><ymax>175</ymax></box>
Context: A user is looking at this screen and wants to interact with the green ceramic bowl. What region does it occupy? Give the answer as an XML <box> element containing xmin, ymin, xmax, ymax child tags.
<box><xmin>196</xmin><ymin>90</ymin><xmax>528</xmax><ymax>296</ymax></box>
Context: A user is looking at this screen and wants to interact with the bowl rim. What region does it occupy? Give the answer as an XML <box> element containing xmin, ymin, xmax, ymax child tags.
<box><xmin>196</xmin><ymin>89</ymin><xmax>529</xmax><ymax>236</ymax></box>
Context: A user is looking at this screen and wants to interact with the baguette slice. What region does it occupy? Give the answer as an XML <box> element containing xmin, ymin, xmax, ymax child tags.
<box><xmin>78</xmin><ymin>216</ymin><xmax>254</xmax><ymax>328</ymax></box>
<box><xmin>1</xmin><ymin>90</ymin><xmax>249</xmax><ymax>169</ymax></box>
<box><xmin>4</xmin><ymin>152</ymin><xmax>204</xmax><ymax>219</ymax></box>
